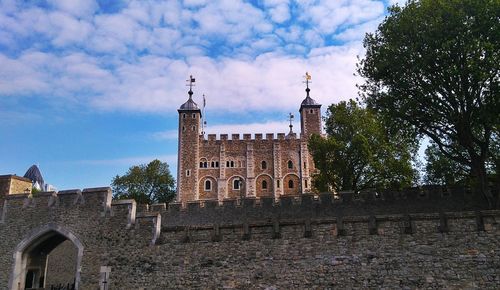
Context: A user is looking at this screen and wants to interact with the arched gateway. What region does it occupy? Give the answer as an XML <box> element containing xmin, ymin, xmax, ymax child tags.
<box><xmin>8</xmin><ymin>224</ymin><xmax>83</xmax><ymax>290</ymax></box>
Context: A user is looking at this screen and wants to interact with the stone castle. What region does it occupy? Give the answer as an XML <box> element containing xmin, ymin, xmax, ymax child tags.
<box><xmin>177</xmin><ymin>75</ymin><xmax>321</xmax><ymax>202</ymax></box>
<box><xmin>0</xmin><ymin>77</ymin><xmax>499</xmax><ymax>289</ymax></box>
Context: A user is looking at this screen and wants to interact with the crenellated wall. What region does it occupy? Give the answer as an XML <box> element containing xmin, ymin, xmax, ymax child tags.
<box><xmin>0</xmin><ymin>186</ymin><xmax>499</xmax><ymax>289</ymax></box>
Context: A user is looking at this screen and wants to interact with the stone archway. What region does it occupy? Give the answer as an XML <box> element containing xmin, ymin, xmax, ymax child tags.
<box><xmin>9</xmin><ymin>224</ymin><xmax>84</xmax><ymax>290</ymax></box>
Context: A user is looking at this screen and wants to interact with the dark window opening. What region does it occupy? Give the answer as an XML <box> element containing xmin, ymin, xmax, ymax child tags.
<box><xmin>262</xmin><ymin>180</ymin><xmax>267</xmax><ymax>189</ymax></box>
<box><xmin>233</xmin><ymin>179</ymin><xmax>240</xmax><ymax>190</ymax></box>
<box><xmin>288</xmin><ymin>180</ymin><xmax>294</xmax><ymax>188</ymax></box>
<box><xmin>261</xmin><ymin>161</ymin><xmax>267</xmax><ymax>169</ymax></box>
<box><xmin>205</xmin><ymin>180</ymin><xmax>211</xmax><ymax>191</ymax></box>
<box><xmin>288</xmin><ymin>160</ymin><xmax>293</xmax><ymax>169</ymax></box>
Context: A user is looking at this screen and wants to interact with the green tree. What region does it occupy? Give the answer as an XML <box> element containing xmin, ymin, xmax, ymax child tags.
<box><xmin>424</xmin><ymin>141</ymin><xmax>470</xmax><ymax>185</ymax></box>
<box><xmin>358</xmin><ymin>0</ymin><xmax>499</xmax><ymax>206</ymax></box>
<box><xmin>308</xmin><ymin>100</ymin><xmax>415</xmax><ymax>193</ymax></box>
<box><xmin>111</xmin><ymin>159</ymin><xmax>176</xmax><ymax>204</ymax></box>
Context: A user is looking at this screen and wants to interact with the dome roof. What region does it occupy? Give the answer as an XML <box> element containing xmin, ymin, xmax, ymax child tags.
<box><xmin>24</xmin><ymin>165</ymin><xmax>44</xmax><ymax>187</ymax></box>
<box><xmin>179</xmin><ymin>97</ymin><xmax>199</xmax><ymax>110</ymax></box>
<box><xmin>300</xmin><ymin>88</ymin><xmax>321</xmax><ymax>108</ymax></box>
<box><xmin>301</xmin><ymin>95</ymin><xmax>319</xmax><ymax>106</ymax></box>
<box><xmin>179</xmin><ymin>90</ymin><xmax>200</xmax><ymax>111</ymax></box>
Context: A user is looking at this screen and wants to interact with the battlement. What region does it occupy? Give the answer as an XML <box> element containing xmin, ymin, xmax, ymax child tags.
<box><xmin>1</xmin><ymin>186</ymin><xmax>495</xmax><ymax>226</ymax></box>
<box><xmin>203</xmin><ymin>133</ymin><xmax>303</xmax><ymax>143</ymax></box>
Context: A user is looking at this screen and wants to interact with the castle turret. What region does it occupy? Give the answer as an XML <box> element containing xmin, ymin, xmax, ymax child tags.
<box><xmin>177</xmin><ymin>76</ymin><xmax>202</xmax><ymax>202</ymax></box>
<box><xmin>299</xmin><ymin>75</ymin><xmax>322</xmax><ymax>139</ymax></box>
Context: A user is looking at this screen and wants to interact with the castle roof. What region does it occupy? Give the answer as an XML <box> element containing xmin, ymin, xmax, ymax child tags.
<box><xmin>179</xmin><ymin>90</ymin><xmax>200</xmax><ymax>111</ymax></box>
<box><xmin>300</xmin><ymin>88</ymin><xmax>321</xmax><ymax>109</ymax></box>
<box><xmin>23</xmin><ymin>165</ymin><xmax>44</xmax><ymax>187</ymax></box>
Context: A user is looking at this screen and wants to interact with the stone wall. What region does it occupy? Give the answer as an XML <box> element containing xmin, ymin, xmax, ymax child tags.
<box><xmin>0</xmin><ymin>175</ymin><xmax>32</xmax><ymax>196</ymax></box>
<box><xmin>0</xmin><ymin>186</ymin><xmax>499</xmax><ymax>289</ymax></box>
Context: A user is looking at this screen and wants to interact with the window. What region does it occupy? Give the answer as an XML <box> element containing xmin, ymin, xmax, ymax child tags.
<box><xmin>305</xmin><ymin>180</ymin><xmax>308</xmax><ymax>188</ymax></box>
<box><xmin>182</xmin><ymin>113</ymin><xmax>186</xmax><ymax>119</ymax></box>
<box><xmin>277</xmin><ymin>180</ymin><xmax>280</xmax><ymax>188</ymax></box>
<box><xmin>215</xmin><ymin>161</ymin><xmax>219</xmax><ymax>167</ymax></box>
<box><xmin>226</xmin><ymin>161</ymin><xmax>230</xmax><ymax>167</ymax></box>
<box><xmin>233</xmin><ymin>179</ymin><xmax>240</xmax><ymax>190</ymax></box>
<box><xmin>182</xmin><ymin>126</ymin><xmax>186</xmax><ymax>132</ymax></box>
<box><xmin>310</xmin><ymin>109</ymin><xmax>313</xmax><ymax>114</ymax></box>
<box><xmin>192</xmin><ymin>125</ymin><xmax>195</xmax><ymax>131</ymax></box>
<box><xmin>262</xmin><ymin>180</ymin><xmax>267</xmax><ymax>189</ymax></box>
<box><xmin>261</xmin><ymin>161</ymin><xmax>267</xmax><ymax>169</ymax></box>
<box><xmin>186</xmin><ymin>170</ymin><xmax>191</xmax><ymax>177</ymax></box>
<box><xmin>288</xmin><ymin>160</ymin><xmax>293</xmax><ymax>169</ymax></box>
<box><xmin>230</xmin><ymin>161</ymin><xmax>235</xmax><ymax>167</ymax></box>
<box><xmin>200</xmin><ymin>162</ymin><xmax>203</xmax><ymax>168</ymax></box>
<box><xmin>211</xmin><ymin>161</ymin><xmax>215</xmax><ymax>168</ymax></box>
<box><xmin>192</xmin><ymin>113</ymin><xmax>196</xmax><ymax>118</ymax></box>
<box><xmin>304</xmin><ymin>162</ymin><xmax>306</xmax><ymax>169</ymax></box>
<box><xmin>204</xmin><ymin>180</ymin><xmax>211</xmax><ymax>191</ymax></box>
<box><xmin>204</xmin><ymin>162</ymin><xmax>208</xmax><ymax>168</ymax></box>
<box><xmin>288</xmin><ymin>180</ymin><xmax>294</xmax><ymax>188</ymax></box>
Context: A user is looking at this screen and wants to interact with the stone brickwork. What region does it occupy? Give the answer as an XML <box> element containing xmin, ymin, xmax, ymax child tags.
<box><xmin>0</xmin><ymin>185</ymin><xmax>499</xmax><ymax>289</ymax></box>
<box><xmin>177</xmin><ymin>87</ymin><xmax>322</xmax><ymax>203</ymax></box>
<box><xmin>0</xmin><ymin>175</ymin><xmax>32</xmax><ymax>196</ymax></box>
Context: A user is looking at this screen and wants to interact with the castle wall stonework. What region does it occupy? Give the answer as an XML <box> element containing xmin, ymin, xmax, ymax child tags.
<box><xmin>177</xmin><ymin>88</ymin><xmax>322</xmax><ymax>203</ymax></box>
<box><xmin>0</xmin><ymin>186</ymin><xmax>499</xmax><ymax>289</ymax></box>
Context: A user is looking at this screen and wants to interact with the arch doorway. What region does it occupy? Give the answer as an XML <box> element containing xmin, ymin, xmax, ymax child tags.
<box><xmin>9</xmin><ymin>225</ymin><xmax>83</xmax><ymax>290</ymax></box>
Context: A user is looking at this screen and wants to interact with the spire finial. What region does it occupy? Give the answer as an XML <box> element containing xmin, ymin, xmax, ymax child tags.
<box><xmin>303</xmin><ymin>72</ymin><xmax>311</xmax><ymax>97</ymax></box>
<box><xmin>186</xmin><ymin>75</ymin><xmax>196</xmax><ymax>99</ymax></box>
<box><xmin>288</xmin><ymin>112</ymin><xmax>294</xmax><ymax>134</ymax></box>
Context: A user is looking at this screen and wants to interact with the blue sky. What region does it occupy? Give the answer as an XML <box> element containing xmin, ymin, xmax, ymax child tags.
<box><xmin>0</xmin><ymin>0</ymin><xmax>404</xmax><ymax>190</ymax></box>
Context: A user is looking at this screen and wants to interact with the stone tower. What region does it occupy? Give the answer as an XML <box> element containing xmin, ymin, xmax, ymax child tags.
<box><xmin>176</xmin><ymin>77</ymin><xmax>202</xmax><ymax>202</ymax></box>
<box><xmin>299</xmin><ymin>86</ymin><xmax>322</xmax><ymax>138</ymax></box>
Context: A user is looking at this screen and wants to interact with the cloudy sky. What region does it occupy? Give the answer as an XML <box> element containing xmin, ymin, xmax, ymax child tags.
<box><xmin>0</xmin><ymin>0</ymin><xmax>404</xmax><ymax>190</ymax></box>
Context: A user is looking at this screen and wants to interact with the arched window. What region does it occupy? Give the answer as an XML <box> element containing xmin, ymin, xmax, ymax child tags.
<box><xmin>261</xmin><ymin>161</ymin><xmax>267</xmax><ymax>169</ymax></box>
<box><xmin>215</xmin><ymin>161</ymin><xmax>219</xmax><ymax>167</ymax></box>
<box><xmin>203</xmin><ymin>162</ymin><xmax>208</xmax><ymax>168</ymax></box>
<box><xmin>288</xmin><ymin>180</ymin><xmax>294</xmax><ymax>188</ymax></box>
<box><xmin>182</xmin><ymin>113</ymin><xmax>186</xmax><ymax>119</ymax></box>
<box><xmin>192</xmin><ymin>113</ymin><xmax>196</xmax><ymax>118</ymax></box>
<box><xmin>262</xmin><ymin>180</ymin><xmax>267</xmax><ymax>189</ymax></box>
<box><xmin>200</xmin><ymin>162</ymin><xmax>203</xmax><ymax>168</ymax></box>
<box><xmin>204</xmin><ymin>180</ymin><xmax>211</xmax><ymax>191</ymax></box>
<box><xmin>288</xmin><ymin>160</ymin><xmax>293</xmax><ymax>169</ymax></box>
<box><xmin>305</xmin><ymin>180</ymin><xmax>308</xmax><ymax>188</ymax></box>
<box><xmin>233</xmin><ymin>179</ymin><xmax>240</xmax><ymax>190</ymax></box>
<box><xmin>230</xmin><ymin>161</ymin><xmax>235</xmax><ymax>167</ymax></box>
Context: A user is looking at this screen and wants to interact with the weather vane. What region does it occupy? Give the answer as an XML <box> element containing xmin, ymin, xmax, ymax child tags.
<box><xmin>304</xmin><ymin>72</ymin><xmax>312</xmax><ymax>89</ymax></box>
<box><xmin>186</xmin><ymin>75</ymin><xmax>196</xmax><ymax>96</ymax></box>
<box><xmin>288</xmin><ymin>112</ymin><xmax>294</xmax><ymax>133</ymax></box>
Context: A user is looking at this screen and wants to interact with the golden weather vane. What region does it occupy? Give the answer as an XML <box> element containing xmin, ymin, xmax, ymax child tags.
<box><xmin>304</xmin><ymin>72</ymin><xmax>312</xmax><ymax>88</ymax></box>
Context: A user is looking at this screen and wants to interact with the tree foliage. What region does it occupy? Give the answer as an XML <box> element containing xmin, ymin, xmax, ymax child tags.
<box><xmin>424</xmin><ymin>141</ymin><xmax>470</xmax><ymax>185</ymax></box>
<box><xmin>358</xmin><ymin>0</ymin><xmax>499</xmax><ymax>205</ymax></box>
<box><xmin>308</xmin><ymin>100</ymin><xmax>415</xmax><ymax>193</ymax></box>
<box><xmin>111</xmin><ymin>159</ymin><xmax>176</xmax><ymax>204</ymax></box>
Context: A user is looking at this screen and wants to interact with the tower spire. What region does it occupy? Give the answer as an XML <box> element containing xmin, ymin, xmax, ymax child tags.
<box><xmin>288</xmin><ymin>112</ymin><xmax>294</xmax><ymax>134</ymax></box>
<box><xmin>304</xmin><ymin>72</ymin><xmax>311</xmax><ymax>97</ymax></box>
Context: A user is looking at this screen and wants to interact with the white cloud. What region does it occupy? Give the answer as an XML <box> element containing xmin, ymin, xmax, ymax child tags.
<box><xmin>0</xmin><ymin>0</ymin><xmax>383</xmax><ymax>115</ymax></box>
<box><xmin>153</xmin><ymin>120</ymin><xmax>297</xmax><ymax>141</ymax></box>
<box><xmin>76</xmin><ymin>155</ymin><xmax>178</xmax><ymax>166</ymax></box>
<box><xmin>47</xmin><ymin>0</ymin><xmax>98</xmax><ymax>18</ymax></box>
